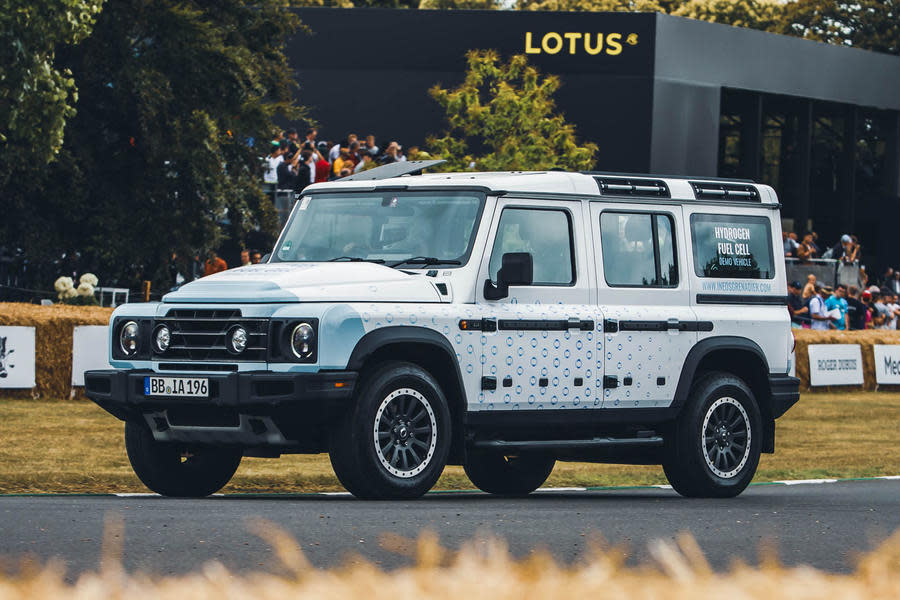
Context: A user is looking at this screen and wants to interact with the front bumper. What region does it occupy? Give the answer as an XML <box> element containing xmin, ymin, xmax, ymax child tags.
<box><xmin>84</xmin><ymin>369</ymin><xmax>357</xmax><ymax>446</ymax></box>
<box><xmin>768</xmin><ymin>373</ymin><xmax>801</xmax><ymax>419</ymax></box>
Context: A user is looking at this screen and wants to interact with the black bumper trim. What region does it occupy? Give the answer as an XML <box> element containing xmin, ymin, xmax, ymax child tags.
<box><xmin>84</xmin><ymin>369</ymin><xmax>357</xmax><ymax>418</ymax></box>
<box><xmin>769</xmin><ymin>373</ymin><xmax>800</xmax><ymax>419</ymax></box>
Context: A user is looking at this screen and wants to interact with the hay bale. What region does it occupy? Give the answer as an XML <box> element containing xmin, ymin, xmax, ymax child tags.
<box><xmin>0</xmin><ymin>303</ymin><xmax>114</xmax><ymax>400</ymax></box>
<box><xmin>794</xmin><ymin>329</ymin><xmax>900</xmax><ymax>392</ymax></box>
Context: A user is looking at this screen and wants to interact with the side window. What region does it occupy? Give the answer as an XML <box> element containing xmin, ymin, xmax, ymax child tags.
<box><xmin>690</xmin><ymin>213</ymin><xmax>775</xmax><ymax>279</ymax></box>
<box><xmin>489</xmin><ymin>208</ymin><xmax>574</xmax><ymax>285</ymax></box>
<box><xmin>600</xmin><ymin>212</ymin><xmax>678</xmax><ymax>287</ymax></box>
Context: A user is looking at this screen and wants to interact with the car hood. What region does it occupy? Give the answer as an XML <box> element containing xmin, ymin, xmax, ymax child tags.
<box><xmin>162</xmin><ymin>262</ymin><xmax>443</xmax><ymax>304</ymax></box>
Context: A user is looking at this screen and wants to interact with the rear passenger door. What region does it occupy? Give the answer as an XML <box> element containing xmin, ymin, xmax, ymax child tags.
<box><xmin>475</xmin><ymin>199</ymin><xmax>600</xmax><ymax>411</ymax></box>
<box><xmin>590</xmin><ymin>203</ymin><xmax>699</xmax><ymax>409</ymax></box>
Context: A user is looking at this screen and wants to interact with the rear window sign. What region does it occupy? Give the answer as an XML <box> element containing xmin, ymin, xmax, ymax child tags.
<box><xmin>691</xmin><ymin>214</ymin><xmax>774</xmax><ymax>279</ymax></box>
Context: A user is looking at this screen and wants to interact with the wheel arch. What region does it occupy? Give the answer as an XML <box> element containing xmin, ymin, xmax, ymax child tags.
<box><xmin>346</xmin><ymin>326</ymin><xmax>468</xmax><ymax>463</ymax></box>
<box><xmin>673</xmin><ymin>336</ymin><xmax>775</xmax><ymax>452</ymax></box>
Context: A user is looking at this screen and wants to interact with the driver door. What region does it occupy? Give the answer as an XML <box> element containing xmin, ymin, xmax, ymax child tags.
<box><xmin>474</xmin><ymin>199</ymin><xmax>600</xmax><ymax>411</ymax></box>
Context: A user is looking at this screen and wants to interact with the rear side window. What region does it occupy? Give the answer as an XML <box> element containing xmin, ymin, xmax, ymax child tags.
<box><xmin>690</xmin><ymin>214</ymin><xmax>774</xmax><ymax>279</ymax></box>
<box><xmin>600</xmin><ymin>212</ymin><xmax>677</xmax><ymax>287</ymax></box>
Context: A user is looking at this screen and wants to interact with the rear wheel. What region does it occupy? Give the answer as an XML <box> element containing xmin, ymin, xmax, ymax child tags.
<box><xmin>124</xmin><ymin>421</ymin><xmax>242</xmax><ymax>497</ymax></box>
<box><xmin>464</xmin><ymin>451</ymin><xmax>555</xmax><ymax>496</ymax></box>
<box><xmin>329</xmin><ymin>362</ymin><xmax>451</xmax><ymax>499</ymax></box>
<box><xmin>663</xmin><ymin>371</ymin><xmax>761</xmax><ymax>498</ymax></box>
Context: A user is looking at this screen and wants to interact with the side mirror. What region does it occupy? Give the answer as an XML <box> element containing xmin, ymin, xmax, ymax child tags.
<box><xmin>484</xmin><ymin>252</ymin><xmax>533</xmax><ymax>300</ymax></box>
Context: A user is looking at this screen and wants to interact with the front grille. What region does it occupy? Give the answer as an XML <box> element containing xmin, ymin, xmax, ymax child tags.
<box><xmin>155</xmin><ymin>309</ymin><xmax>268</xmax><ymax>362</ymax></box>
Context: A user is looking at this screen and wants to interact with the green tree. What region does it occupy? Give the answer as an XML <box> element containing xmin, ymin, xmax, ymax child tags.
<box><xmin>780</xmin><ymin>0</ymin><xmax>899</xmax><ymax>55</ymax></box>
<box><xmin>427</xmin><ymin>50</ymin><xmax>597</xmax><ymax>172</ymax></box>
<box><xmin>517</xmin><ymin>0</ymin><xmax>667</xmax><ymax>12</ymax></box>
<box><xmin>672</xmin><ymin>0</ymin><xmax>783</xmax><ymax>31</ymax></box>
<box><xmin>0</xmin><ymin>0</ymin><xmax>304</xmax><ymax>291</ymax></box>
<box><xmin>0</xmin><ymin>0</ymin><xmax>105</xmax><ymax>182</ymax></box>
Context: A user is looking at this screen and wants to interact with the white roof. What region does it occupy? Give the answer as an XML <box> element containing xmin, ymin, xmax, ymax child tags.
<box><xmin>304</xmin><ymin>170</ymin><xmax>779</xmax><ymax>205</ymax></box>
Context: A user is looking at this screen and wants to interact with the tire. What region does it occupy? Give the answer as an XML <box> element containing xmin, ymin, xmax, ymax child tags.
<box><xmin>329</xmin><ymin>361</ymin><xmax>451</xmax><ymax>500</ymax></box>
<box><xmin>663</xmin><ymin>371</ymin><xmax>762</xmax><ymax>498</ymax></box>
<box><xmin>124</xmin><ymin>420</ymin><xmax>242</xmax><ymax>497</ymax></box>
<box><xmin>464</xmin><ymin>451</ymin><xmax>555</xmax><ymax>496</ymax></box>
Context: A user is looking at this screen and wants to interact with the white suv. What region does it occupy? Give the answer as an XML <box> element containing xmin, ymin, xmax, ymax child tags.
<box><xmin>86</xmin><ymin>162</ymin><xmax>800</xmax><ymax>499</ymax></box>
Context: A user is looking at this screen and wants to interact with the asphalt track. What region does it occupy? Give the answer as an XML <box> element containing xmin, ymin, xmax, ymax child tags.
<box><xmin>0</xmin><ymin>479</ymin><xmax>897</xmax><ymax>578</ymax></box>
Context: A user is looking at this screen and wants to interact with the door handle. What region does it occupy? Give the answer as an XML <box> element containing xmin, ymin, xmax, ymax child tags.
<box><xmin>667</xmin><ymin>318</ymin><xmax>680</xmax><ymax>330</ymax></box>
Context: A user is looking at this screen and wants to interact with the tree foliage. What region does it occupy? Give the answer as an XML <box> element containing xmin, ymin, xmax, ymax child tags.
<box><xmin>1</xmin><ymin>0</ymin><xmax>304</xmax><ymax>291</ymax></box>
<box><xmin>780</xmin><ymin>0</ymin><xmax>899</xmax><ymax>55</ymax></box>
<box><xmin>672</xmin><ymin>0</ymin><xmax>783</xmax><ymax>31</ymax></box>
<box><xmin>427</xmin><ymin>50</ymin><xmax>597</xmax><ymax>172</ymax></box>
<box><xmin>0</xmin><ymin>0</ymin><xmax>105</xmax><ymax>181</ymax></box>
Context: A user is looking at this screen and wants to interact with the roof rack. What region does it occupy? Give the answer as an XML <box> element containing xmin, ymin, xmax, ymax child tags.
<box><xmin>339</xmin><ymin>159</ymin><xmax>446</xmax><ymax>181</ymax></box>
<box><xmin>583</xmin><ymin>170</ymin><xmax>755</xmax><ymax>184</ymax></box>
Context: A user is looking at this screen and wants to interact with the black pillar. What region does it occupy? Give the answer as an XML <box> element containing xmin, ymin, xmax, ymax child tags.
<box><xmin>841</xmin><ymin>106</ymin><xmax>858</xmax><ymax>233</ymax></box>
<box><xmin>740</xmin><ymin>94</ymin><xmax>763</xmax><ymax>182</ymax></box>
<box><xmin>795</xmin><ymin>100</ymin><xmax>813</xmax><ymax>233</ymax></box>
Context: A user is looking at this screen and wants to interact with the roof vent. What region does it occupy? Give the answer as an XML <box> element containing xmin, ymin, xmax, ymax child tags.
<box><xmin>595</xmin><ymin>177</ymin><xmax>670</xmax><ymax>198</ymax></box>
<box><xmin>690</xmin><ymin>181</ymin><xmax>760</xmax><ymax>202</ymax></box>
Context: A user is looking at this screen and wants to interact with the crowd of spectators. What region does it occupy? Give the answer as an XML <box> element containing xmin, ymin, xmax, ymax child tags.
<box><xmin>782</xmin><ymin>230</ymin><xmax>862</xmax><ymax>264</ymax></box>
<box><xmin>262</xmin><ymin>128</ymin><xmax>417</xmax><ymax>194</ymax></box>
<box><xmin>787</xmin><ymin>267</ymin><xmax>900</xmax><ymax>330</ymax></box>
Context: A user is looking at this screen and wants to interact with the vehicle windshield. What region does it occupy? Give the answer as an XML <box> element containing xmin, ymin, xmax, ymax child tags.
<box><xmin>272</xmin><ymin>191</ymin><xmax>484</xmax><ymax>266</ymax></box>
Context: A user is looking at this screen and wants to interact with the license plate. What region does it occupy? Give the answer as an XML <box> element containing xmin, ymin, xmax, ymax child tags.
<box><xmin>144</xmin><ymin>376</ymin><xmax>209</xmax><ymax>398</ymax></box>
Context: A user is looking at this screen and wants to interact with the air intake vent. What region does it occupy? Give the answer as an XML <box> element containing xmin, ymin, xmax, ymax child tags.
<box><xmin>595</xmin><ymin>177</ymin><xmax>670</xmax><ymax>198</ymax></box>
<box><xmin>690</xmin><ymin>182</ymin><xmax>760</xmax><ymax>201</ymax></box>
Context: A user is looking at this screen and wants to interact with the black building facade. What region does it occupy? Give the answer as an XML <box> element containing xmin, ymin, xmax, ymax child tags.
<box><xmin>287</xmin><ymin>8</ymin><xmax>900</xmax><ymax>264</ymax></box>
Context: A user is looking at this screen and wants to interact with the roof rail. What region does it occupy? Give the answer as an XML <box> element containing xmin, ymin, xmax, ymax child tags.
<box><xmin>583</xmin><ymin>170</ymin><xmax>755</xmax><ymax>184</ymax></box>
<box><xmin>594</xmin><ymin>176</ymin><xmax>670</xmax><ymax>198</ymax></box>
<box><xmin>689</xmin><ymin>181</ymin><xmax>760</xmax><ymax>202</ymax></box>
<box><xmin>339</xmin><ymin>159</ymin><xmax>446</xmax><ymax>181</ymax></box>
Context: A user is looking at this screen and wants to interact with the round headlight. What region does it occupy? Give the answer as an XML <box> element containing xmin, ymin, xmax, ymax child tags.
<box><xmin>229</xmin><ymin>326</ymin><xmax>248</xmax><ymax>354</ymax></box>
<box><xmin>291</xmin><ymin>323</ymin><xmax>315</xmax><ymax>359</ymax></box>
<box><xmin>153</xmin><ymin>325</ymin><xmax>170</xmax><ymax>353</ymax></box>
<box><xmin>119</xmin><ymin>321</ymin><xmax>139</xmax><ymax>356</ymax></box>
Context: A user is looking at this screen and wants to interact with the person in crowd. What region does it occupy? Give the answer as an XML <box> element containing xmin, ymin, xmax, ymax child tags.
<box><xmin>294</xmin><ymin>149</ymin><xmax>314</xmax><ymax>193</ymax></box>
<box><xmin>276</xmin><ymin>142</ymin><xmax>299</xmax><ymax>189</ymax></box>
<box><xmin>801</xmin><ymin>274</ymin><xmax>816</xmax><ymax>300</ymax></box>
<box><xmin>887</xmin><ymin>292</ymin><xmax>900</xmax><ymax>330</ymax></box>
<box><xmin>810</xmin><ymin>231</ymin><xmax>821</xmax><ymax>255</ymax></box>
<box><xmin>831</xmin><ymin>234</ymin><xmax>858</xmax><ymax>263</ymax></box>
<box><xmin>239</xmin><ymin>249</ymin><xmax>251</xmax><ymax>267</ymax></box>
<box><xmin>860</xmin><ymin>289</ymin><xmax>875</xmax><ymax>328</ymax></box>
<box><xmin>796</xmin><ymin>233</ymin><xmax>818</xmax><ymax>261</ymax></box>
<box><xmin>871</xmin><ymin>290</ymin><xmax>891</xmax><ymax>329</ymax></box>
<box><xmin>304</xmin><ymin>128</ymin><xmax>317</xmax><ymax>146</ymax></box>
<box><xmin>330</xmin><ymin>134</ymin><xmax>357</xmax><ymax>163</ymax></box>
<box><xmin>859</xmin><ymin>265</ymin><xmax>869</xmax><ymax>288</ymax></box>
<box><xmin>366</xmin><ymin>134</ymin><xmax>379</xmax><ymax>156</ymax></box>
<box><xmin>353</xmin><ymin>152</ymin><xmax>376</xmax><ymax>174</ymax></box>
<box><xmin>251</xmin><ymin>251</ymin><xmax>262</xmax><ymax>264</ymax></box>
<box><xmin>315</xmin><ymin>142</ymin><xmax>330</xmax><ymax>182</ymax></box>
<box><xmin>204</xmin><ymin>250</ymin><xmax>227</xmax><ymax>277</ymax></box>
<box><xmin>889</xmin><ymin>271</ymin><xmax>900</xmax><ymax>295</ymax></box>
<box><xmin>301</xmin><ymin>141</ymin><xmax>317</xmax><ymax>186</ymax></box>
<box><xmin>380</xmin><ymin>141</ymin><xmax>402</xmax><ymax>164</ymax></box>
<box><xmin>263</xmin><ymin>140</ymin><xmax>283</xmax><ymax>188</ymax></box>
<box><xmin>851</xmin><ymin>234</ymin><xmax>862</xmax><ymax>263</ymax></box>
<box><xmin>284</xmin><ymin>128</ymin><xmax>299</xmax><ymax>145</ymax></box>
<box><xmin>782</xmin><ymin>232</ymin><xmax>799</xmax><ymax>257</ymax></box>
<box><xmin>348</xmin><ymin>140</ymin><xmax>362</xmax><ymax>167</ymax></box>
<box><xmin>808</xmin><ymin>283</ymin><xmax>833</xmax><ymax>330</ymax></box>
<box><xmin>846</xmin><ymin>285</ymin><xmax>867</xmax><ymax>330</ymax></box>
<box><xmin>787</xmin><ymin>281</ymin><xmax>809</xmax><ymax>327</ymax></box>
<box><xmin>825</xmin><ymin>284</ymin><xmax>849</xmax><ymax>330</ymax></box>
<box><xmin>333</xmin><ymin>149</ymin><xmax>351</xmax><ymax>177</ymax></box>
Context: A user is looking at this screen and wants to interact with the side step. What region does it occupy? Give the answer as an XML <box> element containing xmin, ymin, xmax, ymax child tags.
<box><xmin>471</xmin><ymin>436</ymin><xmax>664</xmax><ymax>451</ymax></box>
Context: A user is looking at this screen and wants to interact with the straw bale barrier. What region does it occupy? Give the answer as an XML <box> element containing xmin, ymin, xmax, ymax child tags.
<box><xmin>0</xmin><ymin>303</ymin><xmax>113</xmax><ymax>400</ymax></box>
<box><xmin>793</xmin><ymin>329</ymin><xmax>900</xmax><ymax>392</ymax></box>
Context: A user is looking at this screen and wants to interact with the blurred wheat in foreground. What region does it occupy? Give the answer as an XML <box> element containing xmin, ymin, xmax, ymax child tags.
<box><xmin>1</xmin><ymin>519</ymin><xmax>898</xmax><ymax>599</ymax></box>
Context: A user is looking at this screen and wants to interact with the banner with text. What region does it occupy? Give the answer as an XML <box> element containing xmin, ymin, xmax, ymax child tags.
<box><xmin>0</xmin><ymin>326</ymin><xmax>36</xmax><ymax>389</ymax></box>
<box><xmin>71</xmin><ymin>326</ymin><xmax>112</xmax><ymax>386</ymax></box>
<box><xmin>807</xmin><ymin>344</ymin><xmax>864</xmax><ymax>386</ymax></box>
<box><xmin>872</xmin><ymin>345</ymin><xmax>900</xmax><ymax>385</ymax></box>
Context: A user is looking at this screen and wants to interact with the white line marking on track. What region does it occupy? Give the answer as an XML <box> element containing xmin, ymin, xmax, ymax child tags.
<box><xmin>534</xmin><ymin>487</ymin><xmax>587</xmax><ymax>492</ymax></box>
<box><xmin>877</xmin><ymin>475</ymin><xmax>900</xmax><ymax>480</ymax></box>
<box><xmin>774</xmin><ymin>479</ymin><xmax>838</xmax><ymax>485</ymax></box>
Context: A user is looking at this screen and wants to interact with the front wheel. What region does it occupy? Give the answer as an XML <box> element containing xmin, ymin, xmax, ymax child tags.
<box><xmin>662</xmin><ymin>372</ymin><xmax>761</xmax><ymax>498</ymax></box>
<box><xmin>464</xmin><ymin>451</ymin><xmax>555</xmax><ymax>496</ymax></box>
<box><xmin>329</xmin><ymin>362</ymin><xmax>451</xmax><ymax>499</ymax></box>
<box><xmin>124</xmin><ymin>421</ymin><xmax>242</xmax><ymax>497</ymax></box>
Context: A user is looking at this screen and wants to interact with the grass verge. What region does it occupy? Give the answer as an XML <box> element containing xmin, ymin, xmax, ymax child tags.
<box><xmin>0</xmin><ymin>523</ymin><xmax>898</xmax><ymax>598</ymax></box>
<box><xmin>0</xmin><ymin>392</ymin><xmax>897</xmax><ymax>494</ymax></box>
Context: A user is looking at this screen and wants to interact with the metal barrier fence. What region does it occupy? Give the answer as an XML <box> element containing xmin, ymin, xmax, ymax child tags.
<box><xmin>785</xmin><ymin>258</ymin><xmax>863</xmax><ymax>288</ymax></box>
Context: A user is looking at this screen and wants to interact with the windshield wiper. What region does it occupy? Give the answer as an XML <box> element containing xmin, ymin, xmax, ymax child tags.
<box><xmin>388</xmin><ymin>256</ymin><xmax>463</xmax><ymax>268</ymax></box>
<box><xmin>327</xmin><ymin>256</ymin><xmax>386</xmax><ymax>263</ymax></box>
